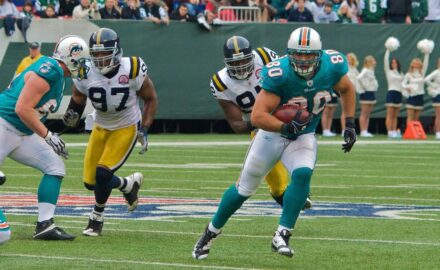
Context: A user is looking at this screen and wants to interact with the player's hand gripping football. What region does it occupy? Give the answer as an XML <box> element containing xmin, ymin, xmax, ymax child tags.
<box><xmin>44</xmin><ymin>131</ymin><xmax>69</xmax><ymax>159</ymax></box>
<box><xmin>137</xmin><ymin>126</ymin><xmax>148</xmax><ymax>154</ymax></box>
<box><xmin>280</xmin><ymin>112</ymin><xmax>313</xmax><ymax>136</ymax></box>
<box><xmin>62</xmin><ymin>109</ymin><xmax>80</xmax><ymax>127</ymax></box>
<box><xmin>342</xmin><ymin>117</ymin><xmax>356</xmax><ymax>153</ymax></box>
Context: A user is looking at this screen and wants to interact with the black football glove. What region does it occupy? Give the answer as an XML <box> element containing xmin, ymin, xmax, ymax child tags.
<box><xmin>281</xmin><ymin>113</ymin><xmax>313</xmax><ymax>136</ymax></box>
<box><xmin>342</xmin><ymin>117</ymin><xmax>356</xmax><ymax>153</ymax></box>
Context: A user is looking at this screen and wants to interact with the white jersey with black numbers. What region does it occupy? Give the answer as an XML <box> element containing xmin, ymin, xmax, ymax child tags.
<box><xmin>210</xmin><ymin>47</ymin><xmax>278</xmax><ymax>121</ymax></box>
<box><xmin>73</xmin><ymin>57</ymin><xmax>147</xmax><ymax>130</ymax></box>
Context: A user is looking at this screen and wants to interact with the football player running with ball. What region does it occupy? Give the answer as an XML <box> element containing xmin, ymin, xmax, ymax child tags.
<box><xmin>0</xmin><ymin>35</ymin><xmax>89</xmax><ymax>240</ymax></box>
<box><xmin>210</xmin><ymin>35</ymin><xmax>311</xmax><ymax>208</ymax></box>
<box><xmin>63</xmin><ymin>28</ymin><xmax>158</xmax><ymax>236</ymax></box>
<box><xmin>193</xmin><ymin>27</ymin><xmax>356</xmax><ymax>259</ymax></box>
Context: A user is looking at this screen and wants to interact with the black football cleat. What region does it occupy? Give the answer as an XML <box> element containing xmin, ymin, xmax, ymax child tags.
<box><xmin>271</xmin><ymin>229</ymin><xmax>293</xmax><ymax>257</ymax></box>
<box><xmin>33</xmin><ymin>218</ymin><xmax>75</xmax><ymax>240</ymax></box>
<box><xmin>192</xmin><ymin>225</ymin><xmax>221</xmax><ymax>260</ymax></box>
<box><xmin>121</xmin><ymin>172</ymin><xmax>143</xmax><ymax>212</ymax></box>
<box><xmin>83</xmin><ymin>212</ymin><xmax>104</xmax><ymax>237</ymax></box>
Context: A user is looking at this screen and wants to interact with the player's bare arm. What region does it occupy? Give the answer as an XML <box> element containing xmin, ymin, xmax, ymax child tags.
<box><xmin>218</xmin><ymin>99</ymin><xmax>253</xmax><ymax>134</ymax></box>
<box><xmin>63</xmin><ymin>85</ymin><xmax>88</xmax><ymax>128</ymax></box>
<box><xmin>138</xmin><ymin>75</ymin><xmax>158</xmax><ymax>129</ymax></box>
<box><xmin>333</xmin><ymin>74</ymin><xmax>356</xmax><ymax>118</ymax></box>
<box><xmin>15</xmin><ymin>71</ymin><xmax>50</xmax><ymax>138</ymax></box>
<box><xmin>251</xmin><ymin>89</ymin><xmax>283</xmax><ymax>132</ymax></box>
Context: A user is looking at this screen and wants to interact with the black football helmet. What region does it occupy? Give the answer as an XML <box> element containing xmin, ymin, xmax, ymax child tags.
<box><xmin>89</xmin><ymin>28</ymin><xmax>122</xmax><ymax>75</ymax></box>
<box><xmin>223</xmin><ymin>36</ymin><xmax>255</xmax><ymax>80</ymax></box>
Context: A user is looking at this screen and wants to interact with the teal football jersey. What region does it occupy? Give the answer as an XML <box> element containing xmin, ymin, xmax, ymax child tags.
<box><xmin>260</xmin><ymin>50</ymin><xmax>348</xmax><ymax>138</ymax></box>
<box><xmin>0</xmin><ymin>56</ymin><xmax>65</xmax><ymax>135</ymax></box>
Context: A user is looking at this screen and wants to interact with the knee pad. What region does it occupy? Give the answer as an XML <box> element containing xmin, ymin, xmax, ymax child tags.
<box><xmin>244</xmin><ymin>157</ymin><xmax>269</xmax><ymax>179</ymax></box>
<box><xmin>84</xmin><ymin>183</ymin><xmax>95</xmax><ymax>191</ymax></box>
<box><xmin>95</xmin><ymin>167</ymin><xmax>113</xmax><ymax>187</ymax></box>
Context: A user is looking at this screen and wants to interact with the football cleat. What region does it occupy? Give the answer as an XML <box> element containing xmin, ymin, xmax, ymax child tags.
<box><xmin>192</xmin><ymin>225</ymin><xmax>221</xmax><ymax>260</ymax></box>
<box><xmin>0</xmin><ymin>170</ymin><xmax>6</xmax><ymax>185</ymax></box>
<box><xmin>83</xmin><ymin>212</ymin><xmax>104</xmax><ymax>237</ymax></box>
<box><xmin>271</xmin><ymin>229</ymin><xmax>293</xmax><ymax>258</ymax></box>
<box><xmin>303</xmin><ymin>195</ymin><xmax>313</xmax><ymax>210</ymax></box>
<box><xmin>121</xmin><ymin>172</ymin><xmax>143</xmax><ymax>212</ymax></box>
<box><xmin>33</xmin><ymin>218</ymin><xmax>75</xmax><ymax>240</ymax></box>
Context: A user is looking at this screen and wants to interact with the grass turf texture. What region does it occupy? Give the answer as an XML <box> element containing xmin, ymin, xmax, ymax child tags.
<box><xmin>0</xmin><ymin>134</ymin><xmax>439</xmax><ymax>270</ymax></box>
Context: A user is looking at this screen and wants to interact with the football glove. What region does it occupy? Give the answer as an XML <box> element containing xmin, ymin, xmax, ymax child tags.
<box><xmin>137</xmin><ymin>126</ymin><xmax>148</xmax><ymax>155</ymax></box>
<box><xmin>44</xmin><ymin>131</ymin><xmax>68</xmax><ymax>159</ymax></box>
<box><xmin>342</xmin><ymin>117</ymin><xmax>356</xmax><ymax>153</ymax></box>
<box><xmin>281</xmin><ymin>114</ymin><xmax>313</xmax><ymax>136</ymax></box>
<box><xmin>62</xmin><ymin>109</ymin><xmax>80</xmax><ymax>127</ymax></box>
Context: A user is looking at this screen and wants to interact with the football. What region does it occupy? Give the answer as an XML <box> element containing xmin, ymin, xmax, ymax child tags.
<box><xmin>273</xmin><ymin>104</ymin><xmax>310</xmax><ymax>124</ymax></box>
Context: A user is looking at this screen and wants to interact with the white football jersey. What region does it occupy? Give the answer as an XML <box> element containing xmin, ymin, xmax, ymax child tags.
<box><xmin>210</xmin><ymin>47</ymin><xmax>278</xmax><ymax>121</ymax></box>
<box><xmin>73</xmin><ymin>57</ymin><xmax>147</xmax><ymax>130</ymax></box>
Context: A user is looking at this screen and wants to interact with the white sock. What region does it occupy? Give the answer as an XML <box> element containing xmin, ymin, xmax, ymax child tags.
<box><xmin>38</xmin><ymin>202</ymin><xmax>56</xmax><ymax>222</ymax></box>
<box><xmin>360</xmin><ymin>130</ymin><xmax>369</xmax><ymax>136</ymax></box>
<box><xmin>208</xmin><ymin>222</ymin><xmax>221</xmax><ymax>234</ymax></box>
<box><xmin>277</xmin><ymin>225</ymin><xmax>291</xmax><ymax>233</ymax></box>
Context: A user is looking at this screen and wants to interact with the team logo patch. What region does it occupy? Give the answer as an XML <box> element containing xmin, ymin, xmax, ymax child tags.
<box><xmin>119</xmin><ymin>75</ymin><xmax>129</xmax><ymax>84</ymax></box>
<box><xmin>39</xmin><ymin>63</ymin><xmax>52</xmax><ymax>74</ymax></box>
<box><xmin>1</xmin><ymin>195</ymin><xmax>440</xmax><ymax>221</ymax></box>
<box><xmin>307</xmin><ymin>80</ymin><xmax>313</xmax><ymax>87</ymax></box>
<box><xmin>69</xmin><ymin>43</ymin><xmax>83</xmax><ymax>57</ymax></box>
<box><xmin>255</xmin><ymin>68</ymin><xmax>262</xmax><ymax>79</ymax></box>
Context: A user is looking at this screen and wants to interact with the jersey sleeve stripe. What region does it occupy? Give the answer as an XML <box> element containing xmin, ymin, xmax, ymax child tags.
<box><xmin>212</xmin><ymin>73</ymin><xmax>227</xmax><ymax>92</ymax></box>
<box><xmin>129</xmin><ymin>57</ymin><xmax>140</xmax><ymax>79</ymax></box>
<box><xmin>256</xmin><ymin>48</ymin><xmax>270</xmax><ymax>65</ymax></box>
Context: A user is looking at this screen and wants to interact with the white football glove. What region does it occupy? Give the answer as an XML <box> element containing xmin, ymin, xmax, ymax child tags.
<box><xmin>137</xmin><ymin>127</ymin><xmax>148</xmax><ymax>155</ymax></box>
<box><xmin>63</xmin><ymin>109</ymin><xmax>80</xmax><ymax>127</ymax></box>
<box><xmin>44</xmin><ymin>131</ymin><xmax>68</xmax><ymax>159</ymax></box>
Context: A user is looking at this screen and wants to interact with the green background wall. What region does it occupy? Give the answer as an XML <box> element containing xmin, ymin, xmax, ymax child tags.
<box><xmin>1</xmin><ymin>20</ymin><xmax>439</xmax><ymax>119</ymax></box>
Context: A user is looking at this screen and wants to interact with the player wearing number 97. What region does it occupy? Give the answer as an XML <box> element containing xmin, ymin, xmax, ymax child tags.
<box><xmin>192</xmin><ymin>27</ymin><xmax>356</xmax><ymax>260</ymax></box>
<box><xmin>63</xmin><ymin>28</ymin><xmax>158</xmax><ymax>237</ymax></box>
<box><xmin>210</xmin><ymin>36</ymin><xmax>312</xmax><ymax>208</ymax></box>
<box><xmin>0</xmin><ymin>35</ymin><xmax>89</xmax><ymax>241</ymax></box>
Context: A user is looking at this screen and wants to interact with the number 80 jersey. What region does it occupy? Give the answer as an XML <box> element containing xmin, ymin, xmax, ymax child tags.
<box><xmin>73</xmin><ymin>57</ymin><xmax>147</xmax><ymax>130</ymax></box>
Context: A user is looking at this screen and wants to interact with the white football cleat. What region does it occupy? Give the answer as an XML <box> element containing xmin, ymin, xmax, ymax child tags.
<box><xmin>121</xmin><ymin>172</ymin><xmax>144</xmax><ymax>212</ymax></box>
<box><xmin>271</xmin><ymin>229</ymin><xmax>293</xmax><ymax>258</ymax></box>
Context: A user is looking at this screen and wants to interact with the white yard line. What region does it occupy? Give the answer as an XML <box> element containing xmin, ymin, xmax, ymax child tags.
<box><xmin>66</xmin><ymin>140</ymin><xmax>440</xmax><ymax>148</ymax></box>
<box><xmin>0</xmin><ymin>254</ymin><xmax>266</xmax><ymax>270</ymax></box>
<box><xmin>7</xmin><ymin>222</ymin><xmax>440</xmax><ymax>247</ymax></box>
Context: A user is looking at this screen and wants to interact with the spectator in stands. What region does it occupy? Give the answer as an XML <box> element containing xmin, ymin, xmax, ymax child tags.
<box><xmin>387</xmin><ymin>0</ymin><xmax>411</xmax><ymax>24</ymax></box>
<box><xmin>140</xmin><ymin>0</ymin><xmax>169</xmax><ymax>24</ymax></box>
<box><xmin>357</xmin><ymin>55</ymin><xmax>378</xmax><ymax>137</ymax></box>
<box><xmin>316</xmin><ymin>1</ymin><xmax>339</xmax><ymax>23</ymax></box>
<box><xmin>411</xmin><ymin>0</ymin><xmax>428</xmax><ymax>23</ymax></box>
<box><xmin>0</xmin><ymin>0</ymin><xmax>19</xmax><ymax>36</ymax></box>
<box><xmin>337</xmin><ymin>3</ymin><xmax>351</xmax><ymax>23</ymax></box>
<box><xmin>99</xmin><ymin>0</ymin><xmax>121</xmax><ymax>18</ymax></box>
<box><xmin>59</xmin><ymin>0</ymin><xmax>79</xmax><ymax>16</ymax></box>
<box><xmin>332</xmin><ymin>0</ymin><xmax>341</xmax><ymax>11</ymax></box>
<box><xmin>217</xmin><ymin>0</ymin><xmax>236</xmax><ymax>21</ymax></box>
<box><xmin>17</xmin><ymin>1</ymin><xmax>33</xmax><ymax>41</ymax></box>
<box><xmin>186</xmin><ymin>0</ymin><xmax>204</xmax><ymax>16</ymax></box>
<box><xmin>40</xmin><ymin>4</ymin><xmax>58</xmax><ymax>17</ymax></box>
<box><xmin>121</xmin><ymin>0</ymin><xmax>141</xmax><ymax>19</ymax></box>
<box><xmin>425</xmin><ymin>0</ymin><xmax>440</xmax><ymax>22</ymax></box>
<box><xmin>384</xmin><ymin>38</ymin><xmax>404</xmax><ymax>139</ymax></box>
<box><xmin>424</xmin><ymin>58</ymin><xmax>440</xmax><ymax>139</ymax></box>
<box><xmin>35</xmin><ymin>0</ymin><xmax>60</xmax><ymax>17</ymax></box>
<box><xmin>170</xmin><ymin>3</ymin><xmax>197</xmax><ymax>21</ymax></box>
<box><xmin>341</xmin><ymin>0</ymin><xmax>360</xmax><ymax>23</ymax></box>
<box><xmin>271</xmin><ymin>0</ymin><xmax>290</xmax><ymax>20</ymax></box>
<box><xmin>359</xmin><ymin>0</ymin><xmax>386</xmax><ymax>23</ymax></box>
<box><xmin>309</xmin><ymin>0</ymin><xmax>324</xmax><ymax>22</ymax></box>
<box><xmin>14</xmin><ymin>42</ymin><xmax>42</xmax><ymax>76</ymax></box>
<box><xmin>96</xmin><ymin>0</ymin><xmax>105</xmax><ymax>9</ymax></box>
<box><xmin>288</xmin><ymin>0</ymin><xmax>313</xmax><ymax>22</ymax></box>
<box><xmin>73</xmin><ymin>0</ymin><xmax>100</xmax><ymax>18</ymax></box>
<box><xmin>230</xmin><ymin>0</ymin><xmax>248</xmax><ymax>6</ymax></box>
<box><xmin>402</xmin><ymin>57</ymin><xmax>429</xmax><ymax>124</ymax></box>
<box><xmin>251</xmin><ymin>0</ymin><xmax>276</xmax><ymax>21</ymax></box>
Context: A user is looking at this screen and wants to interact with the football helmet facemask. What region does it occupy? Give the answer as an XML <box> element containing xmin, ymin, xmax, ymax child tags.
<box><xmin>52</xmin><ymin>35</ymin><xmax>89</xmax><ymax>79</ymax></box>
<box><xmin>287</xmin><ymin>27</ymin><xmax>322</xmax><ymax>78</ymax></box>
<box><xmin>224</xmin><ymin>36</ymin><xmax>255</xmax><ymax>80</ymax></box>
<box><xmin>89</xmin><ymin>28</ymin><xmax>123</xmax><ymax>75</ymax></box>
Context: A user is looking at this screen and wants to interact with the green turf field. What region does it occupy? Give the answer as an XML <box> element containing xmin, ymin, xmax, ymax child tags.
<box><xmin>1</xmin><ymin>134</ymin><xmax>440</xmax><ymax>269</ymax></box>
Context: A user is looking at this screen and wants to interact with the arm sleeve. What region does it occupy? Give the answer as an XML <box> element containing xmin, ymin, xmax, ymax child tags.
<box><xmin>210</xmin><ymin>79</ymin><xmax>228</xmax><ymax>100</ymax></box>
<box><xmin>134</xmin><ymin>57</ymin><xmax>148</xmax><ymax>91</ymax></box>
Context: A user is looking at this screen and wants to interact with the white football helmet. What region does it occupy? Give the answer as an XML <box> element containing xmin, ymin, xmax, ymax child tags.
<box><xmin>52</xmin><ymin>35</ymin><xmax>90</xmax><ymax>79</ymax></box>
<box><xmin>287</xmin><ymin>27</ymin><xmax>322</xmax><ymax>78</ymax></box>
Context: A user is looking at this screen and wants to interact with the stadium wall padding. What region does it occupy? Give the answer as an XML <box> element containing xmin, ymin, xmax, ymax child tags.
<box><xmin>1</xmin><ymin>20</ymin><xmax>440</xmax><ymax>119</ymax></box>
